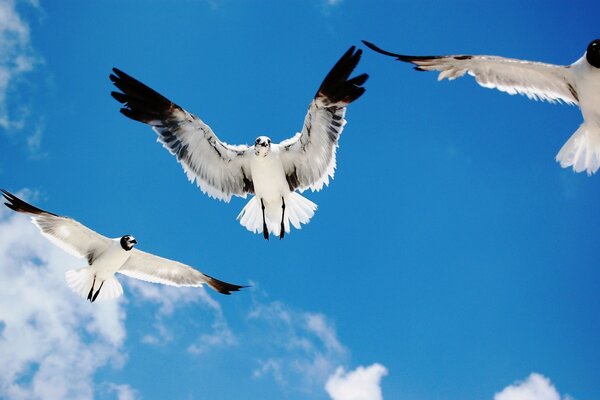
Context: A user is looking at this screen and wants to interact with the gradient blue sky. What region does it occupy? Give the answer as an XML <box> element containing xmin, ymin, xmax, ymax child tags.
<box><xmin>1</xmin><ymin>1</ymin><xmax>599</xmax><ymax>399</ymax></box>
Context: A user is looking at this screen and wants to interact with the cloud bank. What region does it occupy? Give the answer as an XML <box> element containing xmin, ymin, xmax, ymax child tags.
<box><xmin>0</xmin><ymin>205</ymin><xmax>127</xmax><ymax>400</ymax></box>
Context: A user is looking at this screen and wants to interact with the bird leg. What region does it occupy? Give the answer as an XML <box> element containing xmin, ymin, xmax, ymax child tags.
<box><xmin>91</xmin><ymin>281</ymin><xmax>105</xmax><ymax>303</ymax></box>
<box><xmin>279</xmin><ymin>197</ymin><xmax>285</xmax><ymax>240</ymax></box>
<box><xmin>87</xmin><ymin>275</ymin><xmax>97</xmax><ymax>302</ymax></box>
<box><xmin>261</xmin><ymin>198</ymin><xmax>269</xmax><ymax>240</ymax></box>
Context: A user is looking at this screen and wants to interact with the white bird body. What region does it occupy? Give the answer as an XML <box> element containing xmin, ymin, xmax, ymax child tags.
<box><xmin>249</xmin><ymin>147</ymin><xmax>291</xmax><ymax>236</ymax></box>
<box><xmin>236</xmin><ymin>143</ymin><xmax>318</xmax><ymax>238</ymax></box>
<box><xmin>111</xmin><ymin>46</ymin><xmax>368</xmax><ymax>239</ymax></box>
<box><xmin>364</xmin><ymin>39</ymin><xmax>600</xmax><ymax>175</ymax></box>
<box><xmin>572</xmin><ymin>56</ymin><xmax>600</xmax><ymax>123</ymax></box>
<box><xmin>250</xmin><ymin>146</ymin><xmax>289</xmax><ymax>203</ymax></box>
<box><xmin>555</xmin><ymin>56</ymin><xmax>600</xmax><ymax>173</ymax></box>
<box><xmin>2</xmin><ymin>190</ymin><xmax>246</xmax><ymax>302</ymax></box>
<box><xmin>90</xmin><ymin>239</ymin><xmax>131</xmax><ymax>279</ymax></box>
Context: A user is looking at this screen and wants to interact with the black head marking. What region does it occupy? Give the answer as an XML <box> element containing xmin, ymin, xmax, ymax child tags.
<box><xmin>586</xmin><ymin>39</ymin><xmax>600</xmax><ymax>68</ymax></box>
<box><xmin>120</xmin><ymin>235</ymin><xmax>137</xmax><ymax>251</ymax></box>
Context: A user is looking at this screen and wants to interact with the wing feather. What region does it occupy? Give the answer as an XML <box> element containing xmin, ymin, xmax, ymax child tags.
<box><xmin>279</xmin><ymin>46</ymin><xmax>368</xmax><ymax>192</ymax></box>
<box><xmin>110</xmin><ymin>68</ymin><xmax>254</xmax><ymax>202</ymax></box>
<box><xmin>2</xmin><ymin>190</ymin><xmax>111</xmax><ymax>262</ymax></box>
<box><xmin>118</xmin><ymin>249</ymin><xmax>246</xmax><ymax>295</ymax></box>
<box><xmin>363</xmin><ymin>40</ymin><xmax>578</xmax><ymax>105</ymax></box>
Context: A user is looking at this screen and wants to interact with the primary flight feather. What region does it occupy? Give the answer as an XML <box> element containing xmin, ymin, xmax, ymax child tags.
<box><xmin>110</xmin><ymin>46</ymin><xmax>368</xmax><ymax>239</ymax></box>
<box><xmin>363</xmin><ymin>39</ymin><xmax>600</xmax><ymax>175</ymax></box>
<box><xmin>2</xmin><ymin>190</ymin><xmax>246</xmax><ymax>302</ymax></box>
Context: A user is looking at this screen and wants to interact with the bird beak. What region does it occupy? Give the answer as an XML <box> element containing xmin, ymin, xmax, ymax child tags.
<box><xmin>131</xmin><ymin>239</ymin><xmax>137</xmax><ymax>244</ymax></box>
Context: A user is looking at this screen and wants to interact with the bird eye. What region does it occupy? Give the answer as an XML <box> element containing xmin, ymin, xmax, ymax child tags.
<box><xmin>255</xmin><ymin>139</ymin><xmax>260</xmax><ymax>144</ymax></box>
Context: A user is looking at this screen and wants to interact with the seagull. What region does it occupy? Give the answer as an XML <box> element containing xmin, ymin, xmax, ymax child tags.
<box><xmin>2</xmin><ymin>189</ymin><xmax>246</xmax><ymax>302</ymax></box>
<box><xmin>363</xmin><ymin>39</ymin><xmax>600</xmax><ymax>175</ymax></box>
<box><xmin>110</xmin><ymin>46</ymin><xmax>368</xmax><ymax>240</ymax></box>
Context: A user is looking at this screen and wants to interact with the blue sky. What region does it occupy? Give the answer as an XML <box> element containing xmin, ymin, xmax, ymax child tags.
<box><xmin>1</xmin><ymin>0</ymin><xmax>599</xmax><ymax>399</ymax></box>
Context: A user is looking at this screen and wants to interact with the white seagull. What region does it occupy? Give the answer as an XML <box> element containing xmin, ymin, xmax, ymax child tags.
<box><xmin>363</xmin><ymin>39</ymin><xmax>600</xmax><ymax>175</ymax></box>
<box><xmin>110</xmin><ymin>46</ymin><xmax>368</xmax><ymax>239</ymax></box>
<box><xmin>2</xmin><ymin>190</ymin><xmax>246</xmax><ymax>302</ymax></box>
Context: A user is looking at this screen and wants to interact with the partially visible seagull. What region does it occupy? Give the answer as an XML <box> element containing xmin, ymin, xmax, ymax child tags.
<box><xmin>363</xmin><ymin>39</ymin><xmax>600</xmax><ymax>175</ymax></box>
<box><xmin>110</xmin><ymin>46</ymin><xmax>368</xmax><ymax>240</ymax></box>
<box><xmin>2</xmin><ymin>190</ymin><xmax>246</xmax><ymax>302</ymax></box>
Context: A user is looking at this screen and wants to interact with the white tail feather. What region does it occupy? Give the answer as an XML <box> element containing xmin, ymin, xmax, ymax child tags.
<box><xmin>237</xmin><ymin>193</ymin><xmax>317</xmax><ymax>236</ymax></box>
<box><xmin>237</xmin><ymin>197</ymin><xmax>263</xmax><ymax>234</ymax></box>
<box><xmin>556</xmin><ymin>124</ymin><xmax>600</xmax><ymax>175</ymax></box>
<box><xmin>65</xmin><ymin>268</ymin><xmax>124</xmax><ymax>302</ymax></box>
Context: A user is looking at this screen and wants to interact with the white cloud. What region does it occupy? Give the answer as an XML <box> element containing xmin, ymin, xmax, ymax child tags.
<box><xmin>0</xmin><ymin>204</ymin><xmax>127</xmax><ymax>400</ymax></box>
<box><xmin>325</xmin><ymin>364</ymin><xmax>388</xmax><ymax>400</ymax></box>
<box><xmin>248</xmin><ymin>300</ymin><xmax>349</xmax><ymax>391</ymax></box>
<box><xmin>0</xmin><ymin>0</ymin><xmax>40</xmax><ymax>131</ymax></box>
<box><xmin>105</xmin><ymin>383</ymin><xmax>139</xmax><ymax>400</ymax></box>
<box><xmin>494</xmin><ymin>373</ymin><xmax>571</xmax><ymax>400</ymax></box>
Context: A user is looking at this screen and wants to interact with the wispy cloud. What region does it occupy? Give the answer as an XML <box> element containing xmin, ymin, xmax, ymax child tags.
<box><xmin>126</xmin><ymin>279</ymin><xmax>237</xmax><ymax>354</ymax></box>
<box><xmin>494</xmin><ymin>373</ymin><xmax>573</xmax><ymax>400</ymax></box>
<box><xmin>248</xmin><ymin>300</ymin><xmax>348</xmax><ymax>391</ymax></box>
<box><xmin>325</xmin><ymin>364</ymin><xmax>388</xmax><ymax>400</ymax></box>
<box><xmin>0</xmin><ymin>0</ymin><xmax>40</xmax><ymax>131</ymax></box>
<box><xmin>26</xmin><ymin>118</ymin><xmax>46</xmax><ymax>158</ymax></box>
<box><xmin>0</xmin><ymin>202</ymin><xmax>126</xmax><ymax>400</ymax></box>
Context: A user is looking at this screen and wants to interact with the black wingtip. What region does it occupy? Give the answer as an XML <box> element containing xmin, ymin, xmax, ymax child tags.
<box><xmin>110</xmin><ymin>67</ymin><xmax>177</xmax><ymax>125</ymax></box>
<box><xmin>316</xmin><ymin>46</ymin><xmax>369</xmax><ymax>106</ymax></box>
<box><xmin>362</xmin><ymin>40</ymin><xmax>441</xmax><ymax>64</ymax></box>
<box><xmin>1</xmin><ymin>189</ymin><xmax>55</xmax><ymax>216</ymax></box>
<box><xmin>362</xmin><ymin>40</ymin><xmax>402</xmax><ymax>58</ymax></box>
<box><xmin>206</xmin><ymin>274</ymin><xmax>249</xmax><ymax>295</ymax></box>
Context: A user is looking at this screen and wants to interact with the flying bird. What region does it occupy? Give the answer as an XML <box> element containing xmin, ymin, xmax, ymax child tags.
<box><xmin>2</xmin><ymin>190</ymin><xmax>246</xmax><ymax>302</ymax></box>
<box><xmin>110</xmin><ymin>47</ymin><xmax>368</xmax><ymax>239</ymax></box>
<box><xmin>363</xmin><ymin>39</ymin><xmax>600</xmax><ymax>175</ymax></box>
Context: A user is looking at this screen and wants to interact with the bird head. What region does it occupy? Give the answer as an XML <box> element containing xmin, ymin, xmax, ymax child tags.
<box><xmin>254</xmin><ymin>136</ymin><xmax>272</xmax><ymax>157</ymax></box>
<box><xmin>120</xmin><ymin>235</ymin><xmax>137</xmax><ymax>251</ymax></box>
<box><xmin>586</xmin><ymin>39</ymin><xmax>600</xmax><ymax>68</ymax></box>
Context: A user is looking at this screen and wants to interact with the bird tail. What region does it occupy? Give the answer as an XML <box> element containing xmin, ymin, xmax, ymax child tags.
<box><xmin>237</xmin><ymin>196</ymin><xmax>263</xmax><ymax>235</ymax></box>
<box><xmin>65</xmin><ymin>268</ymin><xmax>124</xmax><ymax>302</ymax></box>
<box><xmin>556</xmin><ymin>123</ymin><xmax>600</xmax><ymax>175</ymax></box>
<box><xmin>236</xmin><ymin>193</ymin><xmax>317</xmax><ymax>237</ymax></box>
<box><xmin>283</xmin><ymin>192</ymin><xmax>317</xmax><ymax>233</ymax></box>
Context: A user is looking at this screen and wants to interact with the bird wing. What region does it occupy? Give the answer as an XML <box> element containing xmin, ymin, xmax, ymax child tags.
<box><xmin>278</xmin><ymin>46</ymin><xmax>368</xmax><ymax>192</ymax></box>
<box><xmin>2</xmin><ymin>190</ymin><xmax>112</xmax><ymax>264</ymax></box>
<box><xmin>118</xmin><ymin>249</ymin><xmax>246</xmax><ymax>295</ymax></box>
<box><xmin>110</xmin><ymin>68</ymin><xmax>254</xmax><ymax>202</ymax></box>
<box><xmin>362</xmin><ymin>40</ymin><xmax>579</xmax><ymax>105</ymax></box>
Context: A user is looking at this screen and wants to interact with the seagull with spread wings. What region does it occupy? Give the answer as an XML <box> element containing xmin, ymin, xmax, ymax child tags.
<box><xmin>2</xmin><ymin>190</ymin><xmax>246</xmax><ymax>302</ymax></box>
<box><xmin>110</xmin><ymin>47</ymin><xmax>368</xmax><ymax>239</ymax></box>
<box><xmin>363</xmin><ymin>39</ymin><xmax>600</xmax><ymax>175</ymax></box>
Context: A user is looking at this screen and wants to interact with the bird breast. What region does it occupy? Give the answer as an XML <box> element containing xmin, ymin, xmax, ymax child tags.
<box><xmin>91</xmin><ymin>241</ymin><xmax>132</xmax><ymax>279</ymax></box>
<box><xmin>249</xmin><ymin>151</ymin><xmax>290</xmax><ymax>201</ymax></box>
<box><xmin>573</xmin><ymin>58</ymin><xmax>600</xmax><ymax>124</ymax></box>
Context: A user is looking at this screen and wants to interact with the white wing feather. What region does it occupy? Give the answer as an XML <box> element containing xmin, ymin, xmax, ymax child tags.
<box><xmin>111</xmin><ymin>68</ymin><xmax>255</xmax><ymax>202</ymax></box>
<box><xmin>118</xmin><ymin>249</ymin><xmax>211</xmax><ymax>287</ymax></box>
<box><xmin>118</xmin><ymin>249</ymin><xmax>245</xmax><ymax>295</ymax></box>
<box><xmin>278</xmin><ymin>46</ymin><xmax>368</xmax><ymax>192</ymax></box>
<box><xmin>362</xmin><ymin>41</ymin><xmax>579</xmax><ymax>105</ymax></box>
<box><xmin>2</xmin><ymin>190</ymin><xmax>111</xmax><ymax>262</ymax></box>
<box><xmin>413</xmin><ymin>55</ymin><xmax>578</xmax><ymax>104</ymax></box>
